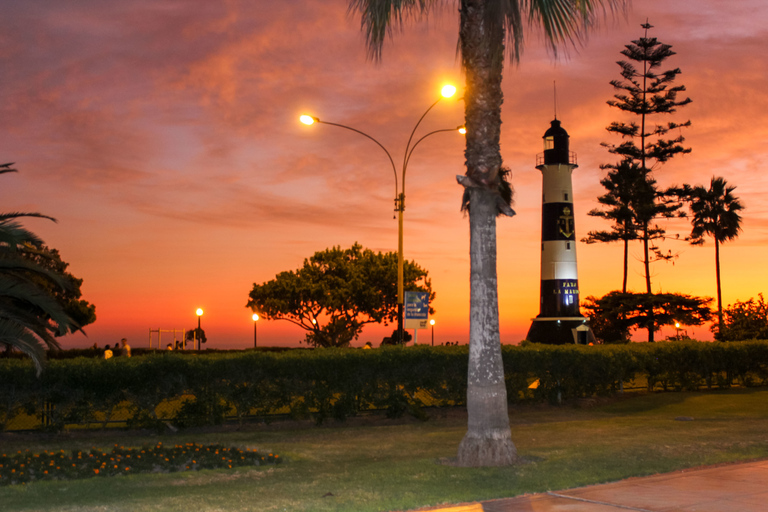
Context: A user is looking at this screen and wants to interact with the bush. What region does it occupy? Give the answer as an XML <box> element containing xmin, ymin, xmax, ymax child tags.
<box><xmin>1</xmin><ymin>341</ymin><xmax>768</xmax><ymax>432</ymax></box>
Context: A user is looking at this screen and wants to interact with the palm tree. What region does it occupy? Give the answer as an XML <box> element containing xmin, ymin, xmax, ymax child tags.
<box><xmin>687</xmin><ymin>176</ymin><xmax>744</xmax><ymax>337</ymax></box>
<box><xmin>348</xmin><ymin>0</ymin><xmax>624</xmax><ymax>466</ymax></box>
<box><xmin>0</xmin><ymin>163</ymin><xmax>79</xmax><ymax>373</ymax></box>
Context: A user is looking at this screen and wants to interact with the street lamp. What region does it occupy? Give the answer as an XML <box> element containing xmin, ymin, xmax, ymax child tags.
<box><xmin>300</xmin><ymin>85</ymin><xmax>462</xmax><ymax>344</ymax></box>
<box><xmin>430</xmin><ymin>318</ymin><xmax>435</xmax><ymax>346</ymax></box>
<box><xmin>194</xmin><ymin>308</ymin><xmax>203</xmax><ymax>350</ymax></box>
<box><xmin>252</xmin><ymin>313</ymin><xmax>259</xmax><ymax>348</ymax></box>
<box><xmin>675</xmin><ymin>322</ymin><xmax>681</xmax><ymax>341</ymax></box>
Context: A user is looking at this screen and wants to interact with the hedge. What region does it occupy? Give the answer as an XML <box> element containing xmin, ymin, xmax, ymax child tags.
<box><xmin>1</xmin><ymin>341</ymin><xmax>767</xmax><ymax>432</ymax></box>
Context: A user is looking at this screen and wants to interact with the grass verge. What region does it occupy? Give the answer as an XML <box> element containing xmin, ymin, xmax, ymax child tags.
<box><xmin>0</xmin><ymin>388</ymin><xmax>767</xmax><ymax>512</ymax></box>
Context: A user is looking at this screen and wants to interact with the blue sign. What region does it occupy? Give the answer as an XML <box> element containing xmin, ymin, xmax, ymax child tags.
<box><xmin>405</xmin><ymin>291</ymin><xmax>429</xmax><ymax>329</ymax></box>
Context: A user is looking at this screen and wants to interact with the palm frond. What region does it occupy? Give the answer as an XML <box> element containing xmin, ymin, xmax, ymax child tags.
<box><xmin>348</xmin><ymin>0</ymin><xmax>437</xmax><ymax>61</ymax></box>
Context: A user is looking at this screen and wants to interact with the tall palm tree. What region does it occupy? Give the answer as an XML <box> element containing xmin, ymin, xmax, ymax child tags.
<box><xmin>348</xmin><ymin>0</ymin><xmax>624</xmax><ymax>466</ymax></box>
<box><xmin>688</xmin><ymin>176</ymin><xmax>744</xmax><ymax>337</ymax></box>
<box><xmin>0</xmin><ymin>163</ymin><xmax>79</xmax><ymax>373</ymax></box>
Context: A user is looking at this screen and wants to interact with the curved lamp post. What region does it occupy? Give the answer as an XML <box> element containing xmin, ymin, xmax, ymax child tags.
<box><xmin>300</xmin><ymin>85</ymin><xmax>463</xmax><ymax>343</ymax></box>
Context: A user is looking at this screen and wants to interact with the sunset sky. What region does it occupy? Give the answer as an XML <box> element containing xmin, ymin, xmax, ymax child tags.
<box><xmin>2</xmin><ymin>0</ymin><xmax>767</xmax><ymax>349</ymax></box>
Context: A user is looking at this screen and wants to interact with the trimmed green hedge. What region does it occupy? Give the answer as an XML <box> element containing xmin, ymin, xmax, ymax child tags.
<box><xmin>1</xmin><ymin>341</ymin><xmax>767</xmax><ymax>432</ymax></box>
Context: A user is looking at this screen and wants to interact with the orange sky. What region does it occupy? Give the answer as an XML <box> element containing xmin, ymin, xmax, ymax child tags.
<box><xmin>2</xmin><ymin>1</ymin><xmax>767</xmax><ymax>349</ymax></box>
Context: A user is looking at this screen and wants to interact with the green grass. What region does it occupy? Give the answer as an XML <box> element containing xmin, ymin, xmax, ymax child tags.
<box><xmin>1</xmin><ymin>388</ymin><xmax>767</xmax><ymax>511</ymax></box>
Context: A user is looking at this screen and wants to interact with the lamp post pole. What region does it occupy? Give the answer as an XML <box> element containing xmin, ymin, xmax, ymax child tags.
<box><xmin>252</xmin><ymin>313</ymin><xmax>259</xmax><ymax>348</ymax></box>
<box><xmin>300</xmin><ymin>85</ymin><xmax>461</xmax><ymax>344</ymax></box>
<box><xmin>430</xmin><ymin>319</ymin><xmax>435</xmax><ymax>346</ymax></box>
<box><xmin>195</xmin><ymin>308</ymin><xmax>203</xmax><ymax>350</ymax></box>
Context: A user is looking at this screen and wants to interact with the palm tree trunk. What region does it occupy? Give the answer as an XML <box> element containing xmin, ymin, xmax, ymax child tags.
<box><xmin>459</xmin><ymin>187</ymin><xmax>516</xmax><ymax>466</ymax></box>
<box><xmin>456</xmin><ymin>0</ymin><xmax>515</xmax><ymax>467</ymax></box>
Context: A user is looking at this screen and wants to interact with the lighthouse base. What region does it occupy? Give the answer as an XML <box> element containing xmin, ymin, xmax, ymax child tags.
<box><xmin>526</xmin><ymin>317</ymin><xmax>594</xmax><ymax>345</ymax></box>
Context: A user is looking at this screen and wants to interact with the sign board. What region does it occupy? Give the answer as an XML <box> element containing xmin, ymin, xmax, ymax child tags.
<box><xmin>404</xmin><ymin>291</ymin><xmax>429</xmax><ymax>330</ymax></box>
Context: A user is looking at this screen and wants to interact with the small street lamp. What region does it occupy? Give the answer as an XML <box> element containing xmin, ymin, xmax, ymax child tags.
<box><xmin>430</xmin><ymin>318</ymin><xmax>436</xmax><ymax>346</ymax></box>
<box><xmin>675</xmin><ymin>322</ymin><xmax>681</xmax><ymax>341</ymax></box>
<box><xmin>300</xmin><ymin>85</ymin><xmax>463</xmax><ymax>344</ymax></box>
<box><xmin>194</xmin><ymin>308</ymin><xmax>203</xmax><ymax>350</ymax></box>
<box><xmin>252</xmin><ymin>313</ymin><xmax>259</xmax><ymax>348</ymax></box>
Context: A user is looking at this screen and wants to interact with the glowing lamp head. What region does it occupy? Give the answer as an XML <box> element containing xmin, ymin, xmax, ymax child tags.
<box><xmin>300</xmin><ymin>115</ymin><xmax>316</xmax><ymax>125</ymax></box>
<box><xmin>458</xmin><ymin>125</ymin><xmax>467</xmax><ymax>135</ymax></box>
<box><xmin>196</xmin><ymin>308</ymin><xmax>203</xmax><ymax>317</ymax></box>
<box><xmin>441</xmin><ymin>85</ymin><xmax>457</xmax><ymax>98</ymax></box>
<box><xmin>252</xmin><ymin>313</ymin><xmax>259</xmax><ymax>322</ymax></box>
<box><xmin>430</xmin><ymin>319</ymin><xmax>435</xmax><ymax>326</ymax></box>
<box><xmin>675</xmin><ymin>322</ymin><xmax>680</xmax><ymax>328</ymax></box>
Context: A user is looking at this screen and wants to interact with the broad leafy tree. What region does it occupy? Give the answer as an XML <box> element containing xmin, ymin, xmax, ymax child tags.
<box><xmin>348</xmin><ymin>0</ymin><xmax>624</xmax><ymax>466</ymax></box>
<box><xmin>247</xmin><ymin>243</ymin><xmax>433</xmax><ymax>348</ymax></box>
<box><xmin>592</xmin><ymin>22</ymin><xmax>691</xmax><ymax>293</ymax></box>
<box><xmin>185</xmin><ymin>327</ymin><xmax>207</xmax><ymax>347</ymax></box>
<box><xmin>581</xmin><ymin>294</ymin><xmax>631</xmax><ymax>343</ymax></box>
<box><xmin>17</xmin><ymin>245</ymin><xmax>96</xmax><ymax>333</ymax></box>
<box><xmin>685</xmin><ymin>176</ymin><xmax>744</xmax><ymax>335</ymax></box>
<box><xmin>585</xmin><ymin>291</ymin><xmax>712</xmax><ymax>343</ymax></box>
<box><xmin>0</xmin><ymin>164</ymin><xmax>84</xmax><ymax>373</ymax></box>
<box><xmin>718</xmin><ymin>294</ymin><xmax>768</xmax><ymax>341</ymax></box>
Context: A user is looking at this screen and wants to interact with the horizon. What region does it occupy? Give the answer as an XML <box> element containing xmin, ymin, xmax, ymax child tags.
<box><xmin>2</xmin><ymin>1</ymin><xmax>767</xmax><ymax>350</ymax></box>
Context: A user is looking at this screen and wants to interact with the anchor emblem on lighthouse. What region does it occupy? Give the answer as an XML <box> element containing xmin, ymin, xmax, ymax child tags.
<box><xmin>558</xmin><ymin>206</ymin><xmax>574</xmax><ymax>238</ymax></box>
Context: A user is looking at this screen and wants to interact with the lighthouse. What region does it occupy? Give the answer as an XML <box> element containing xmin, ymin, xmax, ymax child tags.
<box><xmin>526</xmin><ymin>119</ymin><xmax>592</xmax><ymax>345</ymax></box>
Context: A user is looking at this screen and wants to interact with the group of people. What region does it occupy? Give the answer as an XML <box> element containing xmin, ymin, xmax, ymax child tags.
<box><xmin>103</xmin><ymin>338</ymin><xmax>131</xmax><ymax>359</ymax></box>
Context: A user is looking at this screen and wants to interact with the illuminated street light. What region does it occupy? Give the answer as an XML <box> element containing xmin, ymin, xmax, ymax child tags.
<box><xmin>430</xmin><ymin>318</ymin><xmax>436</xmax><ymax>346</ymax></box>
<box><xmin>252</xmin><ymin>313</ymin><xmax>259</xmax><ymax>348</ymax></box>
<box><xmin>300</xmin><ymin>85</ymin><xmax>462</xmax><ymax>344</ymax></box>
<box><xmin>194</xmin><ymin>308</ymin><xmax>204</xmax><ymax>350</ymax></box>
<box><xmin>300</xmin><ymin>115</ymin><xmax>316</xmax><ymax>125</ymax></box>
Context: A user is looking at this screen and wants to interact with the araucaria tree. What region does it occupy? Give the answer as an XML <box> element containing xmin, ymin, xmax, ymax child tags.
<box><xmin>586</xmin><ymin>22</ymin><xmax>691</xmax><ymax>293</ymax></box>
<box><xmin>246</xmin><ymin>243</ymin><xmax>433</xmax><ymax>348</ymax></box>
<box><xmin>348</xmin><ymin>0</ymin><xmax>624</xmax><ymax>466</ymax></box>
<box><xmin>686</xmin><ymin>176</ymin><xmax>744</xmax><ymax>336</ymax></box>
<box><xmin>0</xmin><ymin>164</ymin><xmax>87</xmax><ymax>373</ymax></box>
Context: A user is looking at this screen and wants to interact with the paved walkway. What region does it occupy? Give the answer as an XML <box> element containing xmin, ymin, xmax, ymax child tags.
<box><xmin>412</xmin><ymin>459</ymin><xmax>768</xmax><ymax>512</ymax></box>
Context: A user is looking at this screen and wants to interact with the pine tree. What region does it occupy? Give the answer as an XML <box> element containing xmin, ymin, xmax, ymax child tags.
<box><xmin>587</xmin><ymin>22</ymin><xmax>691</xmax><ymax>293</ymax></box>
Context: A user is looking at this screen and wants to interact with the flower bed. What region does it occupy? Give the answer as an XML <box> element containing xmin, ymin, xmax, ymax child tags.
<box><xmin>0</xmin><ymin>442</ymin><xmax>281</xmax><ymax>486</ymax></box>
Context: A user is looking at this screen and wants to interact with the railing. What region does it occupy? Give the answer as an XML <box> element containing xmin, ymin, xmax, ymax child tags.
<box><xmin>536</xmin><ymin>151</ymin><xmax>578</xmax><ymax>167</ymax></box>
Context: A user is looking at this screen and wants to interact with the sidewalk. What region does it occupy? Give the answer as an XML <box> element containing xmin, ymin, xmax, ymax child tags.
<box><xmin>413</xmin><ymin>459</ymin><xmax>768</xmax><ymax>512</ymax></box>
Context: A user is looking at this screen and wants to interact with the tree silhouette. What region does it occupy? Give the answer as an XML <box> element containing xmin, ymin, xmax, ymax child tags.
<box><xmin>592</xmin><ymin>22</ymin><xmax>691</xmax><ymax>293</ymax></box>
<box><xmin>686</xmin><ymin>176</ymin><xmax>744</xmax><ymax>337</ymax></box>
<box><xmin>247</xmin><ymin>244</ymin><xmax>433</xmax><ymax>348</ymax></box>
<box><xmin>585</xmin><ymin>291</ymin><xmax>712</xmax><ymax>343</ymax></box>
<box><xmin>348</xmin><ymin>0</ymin><xmax>625</xmax><ymax>467</ymax></box>
<box><xmin>0</xmin><ymin>164</ymin><xmax>82</xmax><ymax>373</ymax></box>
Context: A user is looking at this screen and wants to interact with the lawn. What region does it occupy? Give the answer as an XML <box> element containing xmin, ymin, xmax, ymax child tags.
<box><xmin>1</xmin><ymin>388</ymin><xmax>767</xmax><ymax>511</ymax></box>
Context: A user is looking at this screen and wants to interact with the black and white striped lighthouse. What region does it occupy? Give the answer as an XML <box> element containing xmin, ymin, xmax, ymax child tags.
<box><xmin>526</xmin><ymin>119</ymin><xmax>592</xmax><ymax>344</ymax></box>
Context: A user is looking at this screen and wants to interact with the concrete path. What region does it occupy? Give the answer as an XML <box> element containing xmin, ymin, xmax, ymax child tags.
<box><xmin>411</xmin><ymin>459</ymin><xmax>768</xmax><ymax>512</ymax></box>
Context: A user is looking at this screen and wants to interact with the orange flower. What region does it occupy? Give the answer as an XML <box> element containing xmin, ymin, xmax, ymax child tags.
<box><xmin>94</xmin><ymin>469</ymin><xmax>99</xmax><ymax>474</ymax></box>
